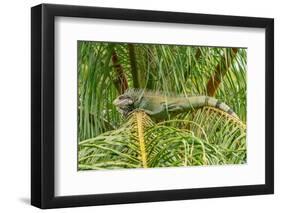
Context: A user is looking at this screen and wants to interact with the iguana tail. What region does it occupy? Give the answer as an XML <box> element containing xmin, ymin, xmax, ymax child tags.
<box><xmin>187</xmin><ymin>96</ymin><xmax>238</xmax><ymax>118</ymax></box>
<box><xmin>168</xmin><ymin>96</ymin><xmax>238</xmax><ymax>118</ymax></box>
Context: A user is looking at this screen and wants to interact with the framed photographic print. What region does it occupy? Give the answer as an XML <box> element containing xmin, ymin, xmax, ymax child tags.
<box><xmin>31</xmin><ymin>3</ymin><xmax>274</xmax><ymax>209</ymax></box>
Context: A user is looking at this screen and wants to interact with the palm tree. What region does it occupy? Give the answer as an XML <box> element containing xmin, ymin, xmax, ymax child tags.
<box><xmin>78</xmin><ymin>42</ymin><xmax>247</xmax><ymax>170</ymax></box>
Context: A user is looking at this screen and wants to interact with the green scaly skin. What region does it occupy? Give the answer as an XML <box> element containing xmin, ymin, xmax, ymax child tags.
<box><xmin>113</xmin><ymin>88</ymin><xmax>238</xmax><ymax>119</ymax></box>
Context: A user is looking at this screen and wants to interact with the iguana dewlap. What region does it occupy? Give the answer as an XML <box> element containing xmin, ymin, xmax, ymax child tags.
<box><xmin>113</xmin><ymin>88</ymin><xmax>238</xmax><ymax>119</ymax></box>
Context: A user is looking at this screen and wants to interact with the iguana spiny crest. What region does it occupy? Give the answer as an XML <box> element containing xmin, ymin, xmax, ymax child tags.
<box><xmin>113</xmin><ymin>88</ymin><xmax>238</xmax><ymax>119</ymax></box>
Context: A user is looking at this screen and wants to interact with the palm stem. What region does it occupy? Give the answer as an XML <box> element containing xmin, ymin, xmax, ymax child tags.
<box><xmin>135</xmin><ymin>111</ymin><xmax>148</xmax><ymax>168</ymax></box>
<box><xmin>128</xmin><ymin>44</ymin><xmax>141</xmax><ymax>88</ymax></box>
<box><xmin>111</xmin><ymin>47</ymin><xmax>128</xmax><ymax>94</ymax></box>
<box><xmin>206</xmin><ymin>48</ymin><xmax>238</xmax><ymax>96</ymax></box>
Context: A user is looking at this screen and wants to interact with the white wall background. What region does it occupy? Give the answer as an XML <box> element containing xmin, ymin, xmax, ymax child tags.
<box><xmin>0</xmin><ymin>0</ymin><xmax>278</xmax><ymax>212</ymax></box>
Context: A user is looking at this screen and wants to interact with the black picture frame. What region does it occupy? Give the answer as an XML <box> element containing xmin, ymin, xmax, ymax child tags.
<box><xmin>31</xmin><ymin>3</ymin><xmax>274</xmax><ymax>209</ymax></box>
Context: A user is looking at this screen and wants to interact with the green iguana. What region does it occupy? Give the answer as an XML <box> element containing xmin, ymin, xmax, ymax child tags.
<box><xmin>113</xmin><ymin>88</ymin><xmax>238</xmax><ymax>119</ymax></box>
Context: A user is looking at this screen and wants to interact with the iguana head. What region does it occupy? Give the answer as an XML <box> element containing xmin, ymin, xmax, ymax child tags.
<box><xmin>113</xmin><ymin>94</ymin><xmax>135</xmax><ymax>116</ymax></box>
<box><xmin>113</xmin><ymin>89</ymin><xmax>144</xmax><ymax>116</ymax></box>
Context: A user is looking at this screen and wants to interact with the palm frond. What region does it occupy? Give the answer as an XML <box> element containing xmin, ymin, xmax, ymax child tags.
<box><xmin>79</xmin><ymin>109</ymin><xmax>246</xmax><ymax>170</ymax></box>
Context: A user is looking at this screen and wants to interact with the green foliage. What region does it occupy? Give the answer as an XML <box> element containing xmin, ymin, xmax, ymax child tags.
<box><xmin>78</xmin><ymin>41</ymin><xmax>247</xmax><ymax>170</ymax></box>
<box><xmin>79</xmin><ymin>109</ymin><xmax>246</xmax><ymax>170</ymax></box>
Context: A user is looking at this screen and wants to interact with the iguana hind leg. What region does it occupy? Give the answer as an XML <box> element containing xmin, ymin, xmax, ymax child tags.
<box><xmin>166</xmin><ymin>103</ymin><xmax>186</xmax><ymax>112</ymax></box>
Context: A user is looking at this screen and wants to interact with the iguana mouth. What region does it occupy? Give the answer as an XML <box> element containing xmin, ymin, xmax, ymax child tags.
<box><xmin>113</xmin><ymin>99</ymin><xmax>127</xmax><ymax>107</ymax></box>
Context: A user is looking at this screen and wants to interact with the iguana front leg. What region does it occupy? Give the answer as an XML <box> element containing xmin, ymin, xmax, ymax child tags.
<box><xmin>144</xmin><ymin>103</ymin><xmax>171</xmax><ymax>119</ymax></box>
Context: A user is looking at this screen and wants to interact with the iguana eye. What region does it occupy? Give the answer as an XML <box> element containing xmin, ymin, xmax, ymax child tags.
<box><xmin>119</xmin><ymin>95</ymin><xmax>129</xmax><ymax>100</ymax></box>
<box><xmin>113</xmin><ymin>95</ymin><xmax>133</xmax><ymax>106</ymax></box>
